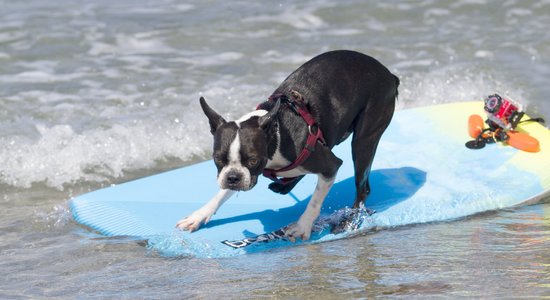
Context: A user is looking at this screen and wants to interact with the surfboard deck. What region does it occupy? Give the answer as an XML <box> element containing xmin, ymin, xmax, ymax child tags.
<box><xmin>70</xmin><ymin>101</ymin><xmax>550</xmax><ymax>258</ymax></box>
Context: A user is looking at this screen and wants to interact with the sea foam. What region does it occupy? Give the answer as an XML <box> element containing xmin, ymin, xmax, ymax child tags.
<box><xmin>0</xmin><ymin>111</ymin><xmax>211</xmax><ymax>190</ymax></box>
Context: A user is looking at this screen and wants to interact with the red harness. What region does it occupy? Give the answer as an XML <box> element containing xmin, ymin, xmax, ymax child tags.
<box><xmin>259</xmin><ymin>92</ymin><xmax>326</xmax><ymax>185</ymax></box>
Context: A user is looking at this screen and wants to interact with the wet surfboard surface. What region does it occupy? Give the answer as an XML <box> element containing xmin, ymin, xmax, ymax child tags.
<box><xmin>70</xmin><ymin>102</ymin><xmax>550</xmax><ymax>258</ymax></box>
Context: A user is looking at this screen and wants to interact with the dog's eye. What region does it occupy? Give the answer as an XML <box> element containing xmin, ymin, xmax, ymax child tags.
<box><xmin>247</xmin><ymin>158</ymin><xmax>259</xmax><ymax>167</ymax></box>
<box><xmin>214</xmin><ymin>156</ymin><xmax>224</xmax><ymax>165</ymax></box>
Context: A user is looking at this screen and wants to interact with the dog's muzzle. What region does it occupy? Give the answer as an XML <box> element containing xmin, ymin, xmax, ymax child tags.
<box><xmin>219</xmin><ymin>170</ymin><xmax>256</xmax><ymax>191</ymax></box>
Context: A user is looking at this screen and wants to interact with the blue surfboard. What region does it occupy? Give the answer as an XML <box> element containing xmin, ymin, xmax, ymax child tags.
<box><xmin>70</xmin><ymin>102</ymin><xmax>550</xmax><ymax>258</ymax></box>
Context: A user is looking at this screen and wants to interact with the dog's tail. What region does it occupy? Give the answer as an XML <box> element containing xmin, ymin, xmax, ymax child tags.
<box><xmin>393</xmin><ymin>74</ymin><xmax>400</xmax><ymax>100</ymax></box>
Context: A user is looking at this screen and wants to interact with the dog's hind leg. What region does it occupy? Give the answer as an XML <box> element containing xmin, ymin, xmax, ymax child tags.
<box><xmin>351</xmin><ymin>101</ymin><xmax>394</xmax><ymax>209</ymax></box>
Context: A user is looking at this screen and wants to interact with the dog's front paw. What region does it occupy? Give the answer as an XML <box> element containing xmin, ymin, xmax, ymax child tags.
<box><xmin>175</xmin><ymin>211</ymin><xmax>212</xmax><ymax>232</ymax></box>
<box><xmin>268</xmin><ymin>175</ymin><xmax>305</xmax><ymax>195</ymax></box>
<box><xmin>284</xmin><ymin>221</ymin><xmax>313</xmax><ymax>242</ymax></box>
<box><xmin>268</xmin><ymin>182</ymin><xmax>288</xmax><ymax>194</ymax></box>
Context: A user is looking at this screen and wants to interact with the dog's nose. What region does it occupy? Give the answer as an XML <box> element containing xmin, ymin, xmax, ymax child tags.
<box><xmin>226</xmin><ymin>172</ymin><xmax>242</xmax><ymax>185</ymax></box>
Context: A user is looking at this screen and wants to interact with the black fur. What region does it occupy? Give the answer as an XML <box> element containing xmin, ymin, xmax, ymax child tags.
<box><xmin>201</xmin><ymin>50</ymin><xmax>398</xmax><ymax>209</ymax></box>
<box><xmin>266</xmin><ymin>50</ymin><xmax>398</xmax><ymax>207</ymax></box>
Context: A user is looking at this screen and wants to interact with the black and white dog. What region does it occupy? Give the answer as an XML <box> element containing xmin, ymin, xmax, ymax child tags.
<box><xmin>177</xmin><ymin>50</ymin><xmax>399</xmax><ymax>241</ymax></box>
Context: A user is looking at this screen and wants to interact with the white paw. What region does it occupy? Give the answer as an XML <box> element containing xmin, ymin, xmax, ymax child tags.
<box><xmin>284</xmin><ymin>221</ymin><xmax>313</xmax><ymax>242</ymax></box>
<box><xmin>175</xmin><ymin>210</ymin><xmax>212</xmax><ymax>232</ymax></box>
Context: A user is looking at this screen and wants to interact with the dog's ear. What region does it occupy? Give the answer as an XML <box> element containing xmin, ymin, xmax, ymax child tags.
<box><xmin>258</xmin><ymin>98</ymin><xmax>281</xmax><ymax>130</ymax></box>
<box><xmin>200</xmin><ymin>97</ymin><xmax>226</xmax><ymax>135</ymax></box>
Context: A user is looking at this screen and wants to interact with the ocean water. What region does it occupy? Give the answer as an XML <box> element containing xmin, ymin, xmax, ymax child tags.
<box><xmin>1</xmin><ymin>0</ymin><xmax>549</xmax><ymax>298</ymax></box>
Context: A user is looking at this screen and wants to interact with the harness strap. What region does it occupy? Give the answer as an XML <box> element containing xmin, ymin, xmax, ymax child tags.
<box><xmin>261</xmin><ymin>91</ymin><xmax>326</xmax><ymax>185</ymax></box>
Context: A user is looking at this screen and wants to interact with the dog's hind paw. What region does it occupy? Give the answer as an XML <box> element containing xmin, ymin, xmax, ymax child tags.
<box><xmin>330</xmin><ymin>206</ymin><xmax>375</xmax><ymax>234</ymax></box>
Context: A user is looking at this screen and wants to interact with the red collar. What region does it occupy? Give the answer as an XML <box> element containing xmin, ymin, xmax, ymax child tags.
<box><xmin>260</xmin><ymin>91</ymin><xmax>326</xmax><ymax>185</ymax></box>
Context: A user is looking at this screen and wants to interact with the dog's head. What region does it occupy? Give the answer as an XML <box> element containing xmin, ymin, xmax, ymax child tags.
<box><xmin>200</xmin><ymin>97</ymin><xmax>280</xmax><ymax>191</ymax></box>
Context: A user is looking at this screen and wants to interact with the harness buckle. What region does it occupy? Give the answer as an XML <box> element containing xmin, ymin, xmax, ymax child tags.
<box><xmin>308</xmin><ymin>124</ymin><xmax>317</xmax><ymax>136</ymax></box>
